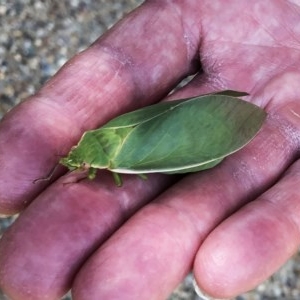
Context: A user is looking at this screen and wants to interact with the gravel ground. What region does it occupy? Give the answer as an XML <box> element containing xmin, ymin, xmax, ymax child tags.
<box><xmin>1</xmin><ymin>1</ymin><xmax>300</xmax><ymax>299</ymax></box>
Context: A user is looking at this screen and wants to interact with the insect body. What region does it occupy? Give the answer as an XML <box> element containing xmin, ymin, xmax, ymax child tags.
<box><xmin>60</xmin><ymin>91</ymin><xmax>266</xmax><ymax>186</ymax></box>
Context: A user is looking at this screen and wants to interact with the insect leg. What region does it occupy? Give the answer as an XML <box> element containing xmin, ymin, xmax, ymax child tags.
<box><xmin>137</xmin><ymin>173</ymin><xmax>148</xmax><ymax>181</ymax></box>
<box><xmin>112</xmin><ymin>172</ymin><xmax>122</xmax><ymax>187</ymax></box>
<box><xmin>87</xmin><ymin>168</ymin><xmax>97</xmax><ymax>180</ymax></box>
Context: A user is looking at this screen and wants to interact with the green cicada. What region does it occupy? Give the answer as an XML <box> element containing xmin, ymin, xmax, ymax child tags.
<box><xmin>60</xmin><ymin>91</ymin><xmax>266</xmax><ymax>186</ymax></box>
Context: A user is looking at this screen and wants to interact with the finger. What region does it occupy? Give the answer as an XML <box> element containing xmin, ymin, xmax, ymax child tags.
<box><xmin>0</xmin><ymin>172</ymin><xmax>174</xmax><ymax>300</ymax></box>
<box><xmin>0</xmin><ymin>0</ymin><xmax>201</xmax><ymax>215</ymax></box>
<box><xmin>71</xmin><ymin>107</ymin><xmax>297</xmax><ymax>299</ymax></box>
<box><xmin>193</xmin><ymin>160</ymin><xmax>300</xmax><ymax>299</ymax></box>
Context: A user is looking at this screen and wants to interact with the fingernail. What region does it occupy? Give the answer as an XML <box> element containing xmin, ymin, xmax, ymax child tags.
<box><xmin>193</xmin><ymin>276</ymin><xmax>228</xmax><ymax>300</ymax></box>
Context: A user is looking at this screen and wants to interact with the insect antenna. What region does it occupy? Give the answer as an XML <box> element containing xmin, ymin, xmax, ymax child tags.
<box><xmin>33</xmin><ymin>163</ymin><xmax>61</xmax><ymax>184</ymax></box>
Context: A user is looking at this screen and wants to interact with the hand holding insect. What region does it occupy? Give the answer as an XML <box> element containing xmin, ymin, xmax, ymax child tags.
<box><xmin>1</xmin><ymin>1</ymin><xmax>300</xmax><ymax>299</ymax></box>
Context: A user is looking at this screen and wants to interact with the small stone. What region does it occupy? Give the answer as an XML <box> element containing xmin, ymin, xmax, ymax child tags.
<box><xmin>0</xmin><ymin>5</ymin><xmax>7</xmax><ymax>15</ymax></box>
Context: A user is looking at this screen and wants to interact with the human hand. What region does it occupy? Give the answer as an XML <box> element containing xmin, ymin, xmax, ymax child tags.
<box><xmin>1</xmin><ymin>1</ymin><xmax>300</xmax><ymax>299</ymax></box>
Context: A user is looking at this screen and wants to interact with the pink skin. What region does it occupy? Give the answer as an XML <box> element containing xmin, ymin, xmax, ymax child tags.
<box><xmin>1</xmin><ymin>0</ymin><xmax>300</xmax><ymax>299</ymax></box>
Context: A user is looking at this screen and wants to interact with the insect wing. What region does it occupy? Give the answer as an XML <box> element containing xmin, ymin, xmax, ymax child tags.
<box><xmin>102</xmin><ymin>99</ymin><xmax>187</xmax><ymax>129</ymax></box>
<box><xmin>102</xmin><ymin>90</ymin><xmax>247</xmax><ymax>130</ymax></box>
<box><xmin>110</xmin><ymin>95</ymin><xmax>266</xmax><ymax>173</ymax></box>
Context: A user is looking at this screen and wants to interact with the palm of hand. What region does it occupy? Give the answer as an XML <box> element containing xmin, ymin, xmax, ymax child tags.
<box><xmin>0</xmin><ymin>1</ymin><xmax>300</xmax><ymax>299</ymax></box>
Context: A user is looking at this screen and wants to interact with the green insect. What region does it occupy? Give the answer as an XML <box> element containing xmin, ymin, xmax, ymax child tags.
<box><xmin>60</xmin><ymin>91</ymin><xmax>266</xmax><ymax>186</ymax></box>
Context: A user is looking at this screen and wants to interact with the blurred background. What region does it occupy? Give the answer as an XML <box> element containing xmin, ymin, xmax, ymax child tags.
<box><xmin>0</xmin><ymin>1</ymin><xmax>300</xmax><ymax>299</ymax></box>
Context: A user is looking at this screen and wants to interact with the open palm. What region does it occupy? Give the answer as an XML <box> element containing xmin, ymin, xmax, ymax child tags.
<box><xmin>1</xmin><ymin>1</ymin><xmax>300</xmax><ymax>299</ymax></box>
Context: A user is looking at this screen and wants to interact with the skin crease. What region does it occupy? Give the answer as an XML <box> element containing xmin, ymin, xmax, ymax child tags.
<box><xmin>1</xmin><ymin>0</ymin><xmax>300</xmax><ymax>299</ymax></box>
